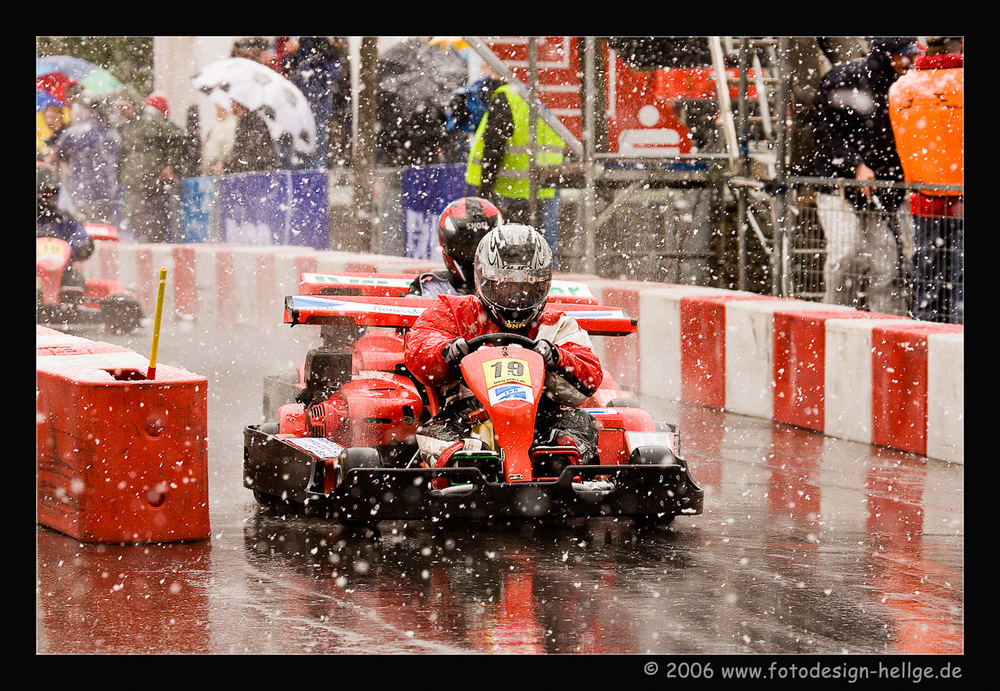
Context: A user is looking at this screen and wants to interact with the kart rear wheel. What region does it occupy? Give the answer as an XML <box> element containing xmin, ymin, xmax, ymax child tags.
<box><xmin>628</xmin><ymin>445</ymin><xmax>678</xmax><ymax>466</ymax></box>
<box><xmin>102</xmin><ymin>295</ymin><xmax>143</xmax><ymax>334</ymax></box>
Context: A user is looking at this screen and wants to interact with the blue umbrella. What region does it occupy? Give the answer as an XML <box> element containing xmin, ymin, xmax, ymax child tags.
<box><xmin>36</xmin><ymin>55</ymin><xmax>100</xmax><ymax>80</ymax></box>
<box><xmin>36</xmin><ymin>88</ymin><xmax>62</xmax><ymax>112</ymax></box>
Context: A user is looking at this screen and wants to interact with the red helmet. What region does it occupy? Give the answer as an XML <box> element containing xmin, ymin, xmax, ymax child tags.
<box><xmin>438</xmin><ymin>197</ymin><xmax>503</xmax><ymax>285</ymax></box>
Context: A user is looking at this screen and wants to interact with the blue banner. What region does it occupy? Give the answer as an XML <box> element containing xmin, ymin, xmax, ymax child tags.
<box><xmin>401</xmin><ymin>164</ymin><xmax>466</xmax><ymax>260</ymax></box>
<box><xmin>180</xmin><ymin>176</ymin><xmax>216</xmax><ymax>243</ymax></box>
<box><xmin>218</xmin><ymin>171</ymin><xmax>328</xmax><ymax>248</ymax></box>
<box><xmin>177</xmin><ymin>171</ymin><xmax>328</xmax><ymax>247</ymax></box>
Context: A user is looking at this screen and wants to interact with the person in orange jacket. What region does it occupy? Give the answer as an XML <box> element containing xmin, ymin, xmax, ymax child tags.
<box><xmin>889</xmin><ymin>37</ymin><xmax>964</xmax><ymax>323</ymax></box>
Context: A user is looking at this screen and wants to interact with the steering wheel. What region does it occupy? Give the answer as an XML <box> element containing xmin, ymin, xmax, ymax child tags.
<box><xmin>465</xmin><ymin>333</ymin><xmax>537</xmax><ymax>350</ymax></box>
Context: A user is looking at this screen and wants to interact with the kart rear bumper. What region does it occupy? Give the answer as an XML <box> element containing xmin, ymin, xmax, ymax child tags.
<box><xmin>244</xmin><ymin>425</ymin><xmax>703</xmax><ymax>523</ymax></box>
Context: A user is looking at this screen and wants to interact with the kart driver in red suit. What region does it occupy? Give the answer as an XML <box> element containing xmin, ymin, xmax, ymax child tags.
<box><xmin>404</xmin><ymin>224</ymin><xmax>603</xmax><ymax>468</ymax></box>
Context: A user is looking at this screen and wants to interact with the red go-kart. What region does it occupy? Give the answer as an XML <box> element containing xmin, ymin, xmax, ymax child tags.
<box><xmin>243</xmin><ymin>278</ymin><xmax>704</xmax><ymax>526</ymax></box>
<box><xmin>36</xmin><ymin>224</ymin><xmax>143</xmax><ymax>334</ymax></box>
<box><xmin>260</xmin><ymin>272</ymin><xmax>639</xmax><ymax>420</ymax></box>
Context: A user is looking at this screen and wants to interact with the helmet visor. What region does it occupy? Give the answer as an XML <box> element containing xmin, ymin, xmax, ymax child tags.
<box><xmin>478</xmin><ymin>268</ymin><xmax>550</xmax><ymax>326</ymax></box>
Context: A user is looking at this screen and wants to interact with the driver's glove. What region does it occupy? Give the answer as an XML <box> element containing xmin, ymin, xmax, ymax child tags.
<box><xmin>533</xmin><ymin>339</ymin><xmax>559</xmax><ymax>369</ymax></box>
<box><xmin>442</xmin><ymin>337</ymin><xmax>471</xmax><ymax>367</ymax></box>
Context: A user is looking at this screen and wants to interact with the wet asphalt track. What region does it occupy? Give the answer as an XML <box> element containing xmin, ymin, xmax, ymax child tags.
<box><xmin>36</xmin><ymin>319</ymin><xmax>964</xmax><ymax>657</ymax></box>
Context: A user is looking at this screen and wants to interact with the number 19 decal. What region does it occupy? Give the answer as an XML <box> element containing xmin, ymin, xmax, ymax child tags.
<box><xmin>483</xmin><ymin>358</ymin><xmax>531</xmax><ymax>388</ymax></box>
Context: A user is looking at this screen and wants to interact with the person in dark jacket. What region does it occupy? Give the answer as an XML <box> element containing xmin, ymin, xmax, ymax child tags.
<box><xmin>811</xmin><ymin>36</ymin><xmax>920</xmax><ymax>314</ymax></box>
<box><xmin>223</xmin><ymin>98</ymin><xmax>279</xmax><ymax>174</ymax></box>
<box><xmin>115</xmin><ymin>93</ymin><xmax>184</xmax><ymax>242</ymax></box>
<box><xmin>48</xmin><ymin>92</ymin><xmax>121</xmax><ymax>226</ymax></box>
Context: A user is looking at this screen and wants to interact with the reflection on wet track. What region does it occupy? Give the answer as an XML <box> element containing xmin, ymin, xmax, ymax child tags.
<box><xmin>36</xmin><ymin>324</ymin><xmax>963</xmax><ymax>655</ymax></box>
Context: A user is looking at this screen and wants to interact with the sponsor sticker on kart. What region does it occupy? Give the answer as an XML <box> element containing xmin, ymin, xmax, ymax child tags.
<box><xmin>282</xmin><ymin>436</ymin><xmax>345</xmax><ymax>459</ymax></box>
<box><xmin>549</xmin><ymin>280</ymin><xmax>593</xmax><ymax>297</ymax></box>
<box><xmin>293</xmin><ymin>296</ymin><xmax>425</xmax><ymax>317</ymax></box>
<box><xmin>483</xmin><ymin>357</ymin><xmax>533</xmax><ymax>406</ymax></box>
<box><xmin>303</xmin><ymin>273</ymin><xmax>412</xmax><ymax>288</ymax></box>
<box><xmin>625</xmin><ymin>431</ymin><xmax>677</xmax><ymax>454</ymax></box>
<box><xmin>488</xmin><ymin>382</ymin><xmax>533</xmax><ymax>406</ymax></box>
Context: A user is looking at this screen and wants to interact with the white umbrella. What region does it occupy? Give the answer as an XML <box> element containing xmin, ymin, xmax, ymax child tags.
<box><xmin>192</xmin><ymin>57</ymin><xmax>317</xmax><ymax>155</ymax></box>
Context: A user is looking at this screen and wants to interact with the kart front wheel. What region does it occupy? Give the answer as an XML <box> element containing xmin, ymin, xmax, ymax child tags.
<box><xmin>336</xmin><ymin>447</ymin><xmax>382</xmax><ymax>486</ymax></box>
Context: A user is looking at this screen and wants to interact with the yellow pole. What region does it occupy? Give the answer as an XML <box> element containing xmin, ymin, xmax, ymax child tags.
<box><xmin>147</xmin><ymin>267</ymin><xmax>167</xmax><ymax>379</ymax></box>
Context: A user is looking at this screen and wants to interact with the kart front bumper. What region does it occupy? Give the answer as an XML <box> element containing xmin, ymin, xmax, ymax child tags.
<box><xmin>244</xmin><ymin>425</ymin><xmax>703</xmax><ymax>523</ymax></box>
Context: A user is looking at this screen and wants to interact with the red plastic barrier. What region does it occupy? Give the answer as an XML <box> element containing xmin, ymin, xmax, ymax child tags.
<box><xmin>597</xmin><ymin>281</ymin><xmax>648</xmax><ymax>393</ymax></box>
<box><xmin>772</xmin><ymin>310</ymin><xmax>905</xmax><ymax>432</ymax></box>
<box><xmin>680</xmin><ymin>294</ymin><xmax>779</xmax><ymax>408</ymax></box>
<box><xmin>871</xmin><ymin>322</ymin><xmax>963</xmax><ymax>456</ymax></box>
<box><xmin>172</xmin><ymin>245</ymin><xmax>198</xmax><ymax>318</ymax></box>
<box><xmin>36</xmin><ymin>336</ymin><xmax>210</xmax><ymax>543</ymax></box>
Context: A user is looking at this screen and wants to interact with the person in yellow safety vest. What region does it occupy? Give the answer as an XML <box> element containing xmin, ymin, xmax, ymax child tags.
<box><xmin>465</xmin><ymin>80</ymin><xmax>565</xmax><ymax>267</ymax></box>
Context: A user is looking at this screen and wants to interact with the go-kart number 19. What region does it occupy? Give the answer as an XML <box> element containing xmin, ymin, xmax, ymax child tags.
<box><xmin>483</xmin><ymin>358</ymin><xmax>531</xmax><ymax>387</ymax></box>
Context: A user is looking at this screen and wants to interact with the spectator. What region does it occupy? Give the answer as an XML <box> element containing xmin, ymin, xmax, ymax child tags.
<box><xmin>201</xmin><ymin>104</ymin><xmax>237</xmax><ymax>175</ymax></box>
<box><xmin>786</xmin><ymin>37</ymin><xmax>868</xmax><ymax>177</ymax></box>
<box><xmin>179</xmin><ymin>104</ymin><xmax>203</xmax><ymax>179</ymax></box>
<box><xmin>811</xmin><ymin>36</ymin><xmax>920</xmax><ymax>314</ymax></box>
<box><xmin>116</xmin><ymin>92</ymin><xmax>184</xmax><ymax>242</ymax></box>
<box><xmin>48</xmin><ymin>90</ymin><xmax>122</xmax><ymax>226</ymax></box>
<box><xmin>222</xmin><ymin>98</ymin><xmax>279</xmax><ymax>174</ymax></box>
<box><xmin>279</xmin><ymin>36</ymin><xmax>342</xmax><ymax>170</ymax></box>
<box><xmin>231</xmin><ymin>36</ymin><xmax>271</xmax><ymax>64</ymax></box>
<box><xmin>889</xmin><ymin>36</ymin><xmax>964</xmax><ymax>324</ymax></box>
<box><xmin>443</xmin><ymin>69</ymin><xmax>503</xmax><ymax>162</ymax></box>
<box><xmin>464</xmin><ymin>68</ymin><xmax>566</xmax><ymax>265</ymax></box>
<box><xmin>37</xmin><ymin>102</ymin><xmax>70</xmax><ymax>158</ymax></box>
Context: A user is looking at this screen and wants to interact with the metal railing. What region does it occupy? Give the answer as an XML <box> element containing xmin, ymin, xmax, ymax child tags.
<box><xmin>779</xmin><ymin>177</ymin><xmax>964</xmax><ymax>324</ymax></box>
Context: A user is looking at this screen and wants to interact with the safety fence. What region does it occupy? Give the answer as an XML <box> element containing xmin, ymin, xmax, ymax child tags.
<box><xmin>781</xmin><ymin>178</ymin><xmax>964</xmax><ymax>325</ymax></box>
<box><xmin>583</xmin><ymin>174</ymin><xmax>965</xmax><ymax>326</ymax></box>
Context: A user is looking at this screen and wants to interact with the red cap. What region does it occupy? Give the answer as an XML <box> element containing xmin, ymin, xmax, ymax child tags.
<box><xmin>144</xmin><ymin>92</ymin><xmax>169</xmax><ymax>118</ymax></box>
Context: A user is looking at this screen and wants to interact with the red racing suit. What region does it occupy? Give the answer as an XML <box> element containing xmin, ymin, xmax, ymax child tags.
<box><xmin>404</xmin><ymin>294</ymin><xmax>603</xmax><ymax>404</ymax></box>
<box><xmin>403</xmin><ymin>294</ymin><xmax>603</xmax><ymax>464</ymax></box>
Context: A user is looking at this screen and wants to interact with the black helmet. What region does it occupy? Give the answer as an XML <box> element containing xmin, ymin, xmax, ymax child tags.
<box><xmin>474</xmin><ymin>224</ymin><xmax>552</xmax><ymax>330</ymax></box>
<box><xmin>438</xmin><ymin>196</ymin><xmax>504</xmax><ymax>286</ymax></box>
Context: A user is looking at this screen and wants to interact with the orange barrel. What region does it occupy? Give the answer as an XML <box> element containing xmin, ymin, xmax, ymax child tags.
<box><xmin>889</xmin><ymin>55</ymin><xmax>964</xmax><ymax>195</ymax></box>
